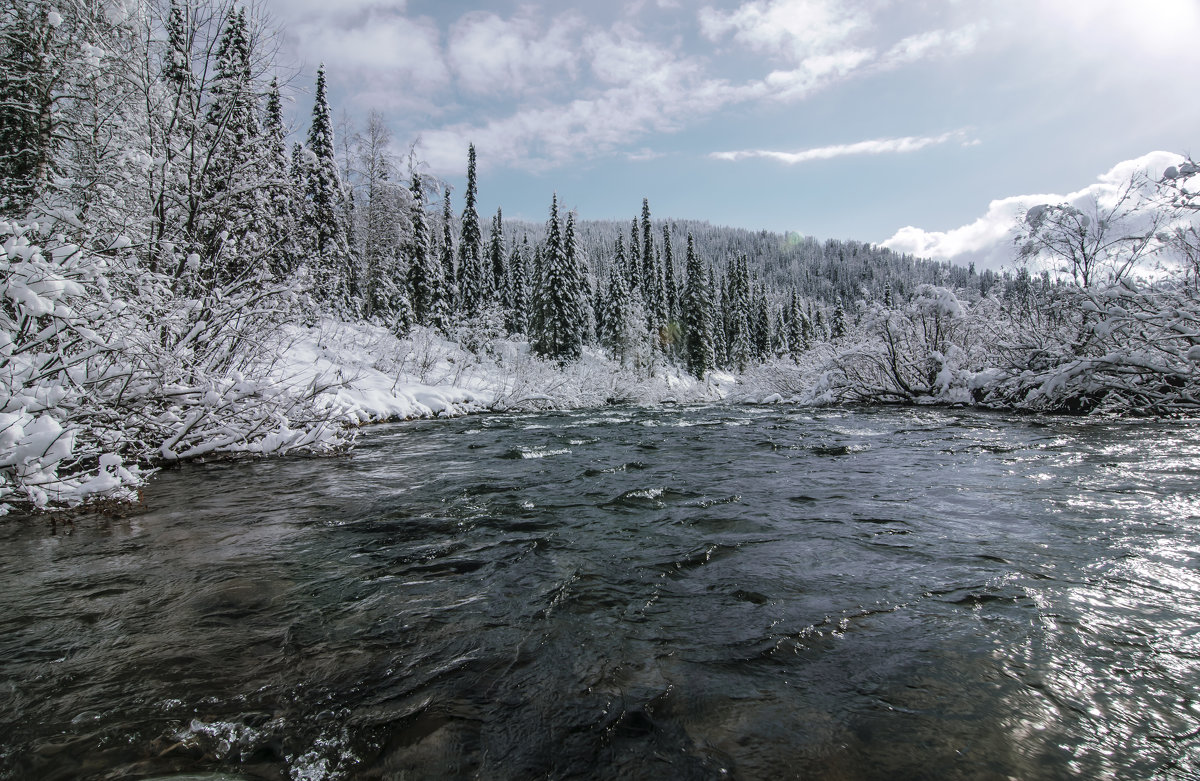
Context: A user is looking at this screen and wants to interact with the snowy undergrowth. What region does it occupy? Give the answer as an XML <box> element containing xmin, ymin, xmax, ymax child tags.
<box><xmin>738</xmin><ymin>282</ymin><xmax>1200</xmax><ymax>414</ymax></box>
<box><xmin>277</xmin><ymin>318</ymin><xmax>731</xmax><ymax>423</ymax></box>
<box><xmin>0</xmin><ymin>223</ymin><xmax>349</xmax><ymax>513</ymax></box>
<box><xmin>0</xmin><ymin>223</ymin><xmax>728</xmax><ymax>515</ymax></box>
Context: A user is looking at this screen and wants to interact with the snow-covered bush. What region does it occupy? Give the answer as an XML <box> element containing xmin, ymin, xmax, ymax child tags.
<box><xmin>820</xmin><ymin>285</ymin><xmax>985</xmax><ymax>405</ymax></box>
<box><xmin>0</xmin><ymin>222</ymin><xmax>142</xmax><ymax>510</ymax></box>
<box><xmin>985</xmin><ymin>280</ymin><xmax>1200</xmax><ymax>414</ymax></box>
<box><xmin>0</xmin><ymin>222</ymin><xmax>349</xmax><ymax>514</ymax></box>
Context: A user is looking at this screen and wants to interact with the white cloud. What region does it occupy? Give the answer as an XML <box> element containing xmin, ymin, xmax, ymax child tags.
<box><xmin>698</xmin><ymin>1</ymin><xmax>984</xmax><ymax>105</ymax></box>
<box><xmin>585</xmin><ymin>25</ymin><xmax>678</xmax><ymax>86</ymax></box>
<box><xmin>699</xmin><ymin>0</ymin><xmax>865</xmax><ymax>60</ymax></box>
<box><xmin>626</xmin><ymin>148</ymin><xmax>666</xmax><ymax>161</ymax></box>
<box><xmin>268</xmin><ymin>0</ymin><xmax>405</xmax><ymax>23</ymax></box>
<box><xmin>417</xmin><ymin>38</ymin><xmax>731</xmax><ymax>173</ymax></box>
<box><xmin>882</xmin><ymin>25</ymin><xmax>981</xmax><ymax>67</ymax></box>
<box><xmin>447</xmin><ymin>11</ymin><xmax>582</xmax><ymax>96</ymax></box>
<box><xmin>753</xmin><ymin>48</ymin><xmax>875</xmax><ymax>100</ymax></box>
<box><xmin>288</xmin><ymin>11</ymin><xmax>448</xmax><ymax>108</ymax></box>
<box><xmin>881</xmin><ymin>151</ymin><xmax>1184</xmax><ymax>270</ymax></box>
<box><xmin>712</xmin><ymin>130</ymin><xmax>972</xmax><ymax>164</ymax></box>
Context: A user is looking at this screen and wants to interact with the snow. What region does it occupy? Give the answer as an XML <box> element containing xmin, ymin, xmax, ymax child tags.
<box><xmin>0</xmin><ymin>220</ymin><xmax>730</xmax><ymax>516</ymax></box>
<box><xmin>269</xmin><ymin>317</ymin><xmax>726</xmax><ymax>426</ymax></box>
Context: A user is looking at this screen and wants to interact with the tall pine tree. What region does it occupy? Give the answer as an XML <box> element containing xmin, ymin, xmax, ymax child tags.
<box><xmin>440</xmin><ymin>186</ymin><xmax>457</xmax><ymax>307</ymax></box>
<box><xmin>262</xmin><ymin>77</ymin><xmax>302</xmax><ymax>279</ymax></box>
<box><xmin>489</xmin><ymin>206</ymin><xmax>506</xmax><ymax>296</ymax></box>
<box><xmin>457</xmin><ymin>143</ymin><xmax>486</xmax><ymax>316</ymax></box>
<box><xmin>305</xmin><ymin>64</ymin><xmax>356</xmax><ymax>314</ymax></box>
<box><xmin>682</xmin><ymin>233</ymin><xmax>716</xmax><ymax>378</ymax></box>
<box><xmin>532</xmin><ymin>195</ymin><xmax>586</xmax><ymax>362</ymax></box>
<box><xmin>407</xmin><ymin>173</ymin><xmax>446</xmax><ymax>328</ymax></box>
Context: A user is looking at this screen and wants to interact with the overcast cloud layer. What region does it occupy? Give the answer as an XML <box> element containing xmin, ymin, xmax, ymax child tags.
<box><xmin>263</xmin><ymin>0</ymin><xmax>1200</xmax><ymax>265</ymax></box>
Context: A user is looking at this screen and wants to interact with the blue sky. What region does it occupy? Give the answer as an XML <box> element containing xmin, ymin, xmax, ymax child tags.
<box><xmin>264</xmin><ymin>0</ymin><xmax>1200</xmax><ymax>268</ymax></box>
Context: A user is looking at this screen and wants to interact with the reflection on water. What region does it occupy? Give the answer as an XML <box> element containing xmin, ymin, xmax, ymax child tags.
<box><xmin>1</xmin><ymin>406</ymin><xmax>1199</xmax><ymax>779</ymax></box>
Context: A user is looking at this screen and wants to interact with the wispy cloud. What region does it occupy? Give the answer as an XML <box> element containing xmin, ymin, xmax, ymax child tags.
<box><xmin>699</xmin><ymin>0</ymin><xmax>865</xmax><ymax>60</ymax></box>
<box><xmin>711</xmin><ymin>130</ymin><xmax>973</xmax><ymax>165</ymax></box>
<box><xmin>418</xmin><ymin>28</ymin><xmax>733</xmax><ymax>172</ymax></box>
<box><xmin>881</xmin><ymin>25</ymin><xmax>982</xmax><ymax>67</ymax></box>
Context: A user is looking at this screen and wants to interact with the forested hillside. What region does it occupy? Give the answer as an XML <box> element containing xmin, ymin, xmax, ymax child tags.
<box><xmin>2</xmin><ymin>0</ymin><xmax>1198</xmax><ymax>514</ymax></box>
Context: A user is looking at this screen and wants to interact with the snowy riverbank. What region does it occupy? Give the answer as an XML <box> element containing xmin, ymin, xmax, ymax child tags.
<box><xmin>282</xmin><ymin>317</ymin><xmax>736</xmax><ymax>424</ymax></box>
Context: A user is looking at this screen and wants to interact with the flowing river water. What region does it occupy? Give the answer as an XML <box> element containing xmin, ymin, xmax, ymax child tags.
<box><xmin>2</xmin><ymin>405</ymin><xmax>1200</xmax><ymax>780</ymax></box>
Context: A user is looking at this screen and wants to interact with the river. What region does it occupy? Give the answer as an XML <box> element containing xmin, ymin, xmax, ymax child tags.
<box><xmin>2</xmin><ymin>405</ymin><xmax>1198</xmax><ymax>780</ymax></box>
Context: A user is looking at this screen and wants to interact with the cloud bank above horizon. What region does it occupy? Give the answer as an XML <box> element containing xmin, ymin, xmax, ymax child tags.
<box><xmin>881</xmin><ymin>151</ymin><xmax>1185</xmax><ymax>271</ymax></box>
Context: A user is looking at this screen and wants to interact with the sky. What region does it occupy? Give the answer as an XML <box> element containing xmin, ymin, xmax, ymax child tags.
<box><xmin>262</xmin><ymin>0</ymin><xmax>1200</xmax><ymax>270</ymax></box>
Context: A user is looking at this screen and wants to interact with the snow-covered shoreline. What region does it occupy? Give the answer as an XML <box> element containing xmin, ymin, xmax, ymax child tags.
<box><xmin>283</xmin><ymin>317</ymin><xmax>736</xmax><ymax>425</ymax></box>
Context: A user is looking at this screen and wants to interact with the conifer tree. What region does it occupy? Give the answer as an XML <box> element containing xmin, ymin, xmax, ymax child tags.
<box><xmin>489</xmin><ymin>206</ymin><xmax>506</xmax><ymax>295</ymax></box>
<box><xmin>290</xmin><ymin>142</ymin><xmax>305</xmax><ymax>187</ymax></box>
<box><xmin>200</xmin><ymin>7</ymin><xmax>266</xmax><ymax>284</ymax></box>
<box><xmin>532</xmin><ymin>194</ymin><xmax>586</xmax><ymax>361</ymax></box>
<box><xmin>407</xmin><ymin>173</ymin><xmax>446</xmax><ymax>327</ymax></box>
<box><xmin>713</xmin><ymin>270</ymin><xmax>729</xmax><ymax>366</ymax></box>
<box><xmin>627</xmin><ymin>218</ymin><xmax>641</xmax><ymax>291</ymax></box>
<box><xmin>640</xmin><ymin>198</ymin><xmax>657</xmax><ymax>307</ymax></box>
<box><xmin>505</xmin><ymin>235</ymin><xmax>531</xmax><ymax>334</ymax></box>
<box><xmin>592</xmin><ymin>278</ymin><xmax>606</xmax><ymax>342</ymax></box>
<box><xmin>564</xmin><ymin>211</ymin><xmax>592</xmax><ymax>343</ymax></box>
<box><xmin>262</xmin><ymin>77</ymin><xmax>301</xmax><ymax>278</ymax></box>
<box><xmin>752</xmin><ymin>289</ymin><xmax>772</xmax><ymax>358</ymax></box>
<box><xmin>641</xmin><ymin>199</ymin><xmax>654</xmax><ymax>280</ymax></box>
<box><xmin>727</xmin><ymin>255</ymin><xmax>753</xmax><ymax>370</ymax></box>
<box><xmin>0</xmin><ymin>3</ymin><xmax>62</xmax><ymax>215</ymax></box>
<box><xmin>639</xmin><ymin>200</ymin><xmax>667</xmax><ymax>342</ymax></box>
<box><xmin>786</xmin><ymin>290</ymin><xmax>807</xmax><ymax>361</ymax></box>
<box><xmin>682</xmin><ymin>233</ymin><xmax>716</xmax><ymax>378</ymax></box>
<box><xmin>601</xmin><ymin>262</ymin><xmax>634</xmax><ymax>364</ymax></box>
<box><xmin>305</xmin><ymin>64</ymin><xmax>355</xmax><ymax>313</ymax></box>
<box><xmin>458</xmin><ymin>143</ymin><xmax>485</xmax><ymax>315</ymax></box>
<box><xmin>662</xmin><ymin>223</ymin><xmax>678</xmax><ymax>322</ymax></box>
<box><xmin>149</xmin><ymin>0</ymin><xmax>200</xmax><ymax>275</ymax></box>
<box><xmin>832</xmin><ymin>298</ymin><xmax>847</xmax><ymax>339</ymax></box>
<box><xmin>439</xmin><ymin>186</ymin><xmax>457</xmax><ymax>307</ymax></box>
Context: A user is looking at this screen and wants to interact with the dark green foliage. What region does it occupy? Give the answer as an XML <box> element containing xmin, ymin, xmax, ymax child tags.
<box><xmin>532</xmin><ymin>195</ymin><xmax>587</xmax><ymax>361</ymax></box>
<box><xmin>505</xmin><ymin>235</ymin><xmax>531</xmax><ymax>334</ymax></box>
<box><xmin>305</xmin><ymin>64</ymin><xmax>356</xmax><ymax>313</ymax></box>
<box><xmin>439</xmin><ymin>187</ymin><xmax>457</xmax><ymax>306</ymax></box>
<box><xmin>489</xmin><ymin>207</ymin><xmax>506</xmax><ymax>295</ymax></box>
<box><xmin>786</xmin><ymin>290</ymin><xmax>808</xmax><ymax>361</ymax></box>
<box><xmin>682</xmin><ymin>234</ymin><xmax>716</xmax><ymax>378</ymax></box>
<box><xmin>408</xmin><ymin>173</ymin><xmax>447</xmax><ymax>328</ymax></box>
<box><xmin>262</xmin><ymin>78</ymin><xmax>302</xmax><ymax>279</ymax></box>
<box><xmin>458</xmin><ymin>143</ymin><xmax>486</xmax><ymax>316</ymax></box>
<box><xmin>752</xmin><ymin>289</ymin><xmax>772</xmax><ymax>359</ymax></box>
<box><xmin>662</xmin><ymin>223</ymin><xmax>678</xmax><ymax>322</ymax></box>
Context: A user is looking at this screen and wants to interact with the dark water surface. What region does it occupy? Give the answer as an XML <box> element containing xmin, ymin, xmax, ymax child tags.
<box><xmin>2</xmin><ymin>406</ymin><xmax>1200</xmax><ymax>780</ymax></box>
